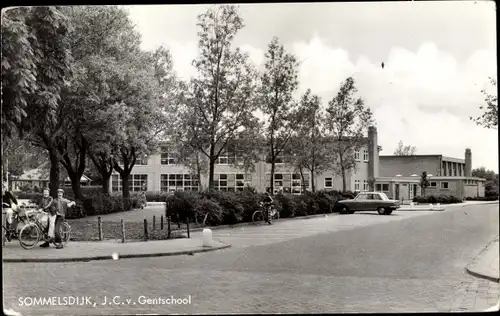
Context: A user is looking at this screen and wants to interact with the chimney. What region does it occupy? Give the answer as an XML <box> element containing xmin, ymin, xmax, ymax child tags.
<box><xmin>368</xmin><ymin>126</ymin><xmax>379</xmax><ymax>180</ymax></box>
<box><xmin>465</xmin><ymin>148</ymin><xmax>472</xmax><ymax>177</ymax></box>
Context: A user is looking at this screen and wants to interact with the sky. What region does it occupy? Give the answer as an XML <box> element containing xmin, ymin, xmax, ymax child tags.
<box><xmin>125</xmin><ymin>1</ymin><xmax>498</xmax><ymax>172</ymax></box>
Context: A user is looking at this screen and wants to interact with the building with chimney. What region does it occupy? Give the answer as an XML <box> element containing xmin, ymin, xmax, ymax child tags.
<box><xmin>109</xmin><ymin>126</ymin><xmax>486</xmax><ymax>200</ymax></box>
<box><xmin>374</xmin><ymin>148</ymin><xmax>485</xmax><ymax>200</ymax></box>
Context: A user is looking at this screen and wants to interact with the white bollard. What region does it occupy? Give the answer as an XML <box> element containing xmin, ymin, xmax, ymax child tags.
<box><xmin>202</xmin><ymin>229</ymin><xmax>213</xmax><ymax>247</ymax></box>
<box><xmin>410</xmin><ymin>202</ymin><xmax>414</xmax><ymax>206</ymax></box>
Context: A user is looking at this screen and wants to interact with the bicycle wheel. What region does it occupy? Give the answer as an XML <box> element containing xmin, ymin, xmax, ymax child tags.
<box><xmin>19</xmin><ymin>223</ymin><xmax>41</xmax><ymax>250</ymax></box>
<box><xmin>252</xmin><ymin>211</ymin><xmax>264</xmax><ymax>224</ymax></box>
<box><xmin>60</xmin><ymin>222</ymin><xmax>71</xmax><ymax>245</ymax></box>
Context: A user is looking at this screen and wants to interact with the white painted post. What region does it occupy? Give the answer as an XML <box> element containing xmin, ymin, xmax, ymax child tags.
<box><xmin>202</xmin><ymin>229</ymin><xmax>212</xmax><ymax>247</ymax></box>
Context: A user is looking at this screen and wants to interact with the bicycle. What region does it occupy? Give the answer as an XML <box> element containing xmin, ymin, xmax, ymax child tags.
<box><xmin>2</xmin><ymin>203</ymin><xmax>32</xmax><ymax>244</ymax></box>
<box><xmin>252</xmin><ymin>202</ymin><xmax>280</xmax><ymax>224</ymax></box>
<box><xmin>18</xmin><ymin>209</ymin><xmax>71</xmax><ymax>250</ymax></box>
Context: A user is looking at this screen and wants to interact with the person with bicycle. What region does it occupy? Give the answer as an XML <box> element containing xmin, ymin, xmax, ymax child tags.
<box><xmin>3</xmin><ymin>183</ymin><xmax>19</xmax><ymax>241</ymax></box>
<box><xmin>40</xmin><ymin>188</ymin><xmax>75</xmax><ymax>249</ymax></box>
<box><xmin>261</xmin><ymin>192</ymin><xmax>274</xmax><ymax>225</ymax></box>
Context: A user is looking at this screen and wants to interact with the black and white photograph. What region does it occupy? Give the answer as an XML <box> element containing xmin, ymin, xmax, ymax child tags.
<box><xmin>1</xmin><ymin>1</ymin><xmax>498</xmax><ymax>315</ymax></box>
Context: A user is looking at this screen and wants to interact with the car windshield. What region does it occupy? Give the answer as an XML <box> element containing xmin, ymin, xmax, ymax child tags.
<box><xmin>378</xmin><ymin>193</ymin><xmax>390</xmax><ymax>201</ymax></box>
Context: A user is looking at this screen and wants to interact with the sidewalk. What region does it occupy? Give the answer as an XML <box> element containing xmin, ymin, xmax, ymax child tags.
<box><xmin>466</xmin><ymin>237</ymin><xmax>500</xmax><ymax>283</ymax></box>
<box><xmin>398</xmin><ymin>200</ymin><xmax>498</xmax><ymax>211</ymax></box>
<box><xmin>2</xmin><ymin>238</ymin><xmax>230</xmax><ymax>263</ymax></box>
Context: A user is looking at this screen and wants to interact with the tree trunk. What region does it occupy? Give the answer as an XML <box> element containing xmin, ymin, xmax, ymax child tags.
<box><xmin>208</xmin><ymin>144</ymin><xmax>215</xmax><ymax>190</ymax></box>
<box><xmin>339</xmin><ymin>154</ymin><xmax>347</xmax><ymax>192</ymax></box>
<box><xmin>48</xmin><ymin>148</ymin><xmax>60</xmax><ymax>198</ymax></box>
<box><xmin>196</xmin><ymin>153</ymin><xmax>202</xmax><ymax>191</ymax></box>
<box><xmin>299</xmin><ymin>166</ymin><xmax>306</xmax><ymax>193</ymax></box>
<box><xmin>70</xmin><ymin>174</ymin><xmax>84</xmax><ymax>200</ymax></box>
<box><xmin>102</xmin><ymin>174</ymin><xmax>110</xmax><ymax>194</ymax></box>
<box><xmin>121</xmin><ymin>173</ymin><xmax>130</xmax><ymax>198</ymax></box>
<box><xmin>311</xmin><ymin>167</ymin><xmax>316</xmax><ymax>193</ymax></box>
<box><xmin>270</xmin><ymin>161</ymin><xmax>275</xmax><ymax>194</ymax></box>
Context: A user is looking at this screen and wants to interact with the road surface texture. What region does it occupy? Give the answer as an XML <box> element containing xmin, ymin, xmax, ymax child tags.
<box><xmin>3</xmin><ymin>203</ymin><xmax>498</xmax><ymax>315</ymax></box>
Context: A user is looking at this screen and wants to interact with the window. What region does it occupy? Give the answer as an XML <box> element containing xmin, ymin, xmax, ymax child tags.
<box><xmin>375</xmin><ymin>184</ymin><xmax>382</xmax><ymax>191</ymax></box>
<box><xmin>354</xmin><ymin>180</ymin><xmax>360</xmax><ymax>191</ymax></box>
<box><xmin>430</xmin><ymin>182</ymin><xmax>437</xmax><ymax>187</ymax></box>
<box><xmin>161</xmin><ymin>147</ymin><xmax>177</xmax><ymax>165</ymax></box>
<box><xmin>325</xmin><ymin>178</ymin><xmax>333</xmax><ymax>188</ymax></box>
<box><xmin>382</xmin><ymin>184</ymin><xmax>389</xmax><ymax>191</ymax></box>
<box><xmin>354</xmin><ymin>150</ymin><xmax>360</xmax><ymax>161</ymax></box>
<box><xmin>161</xmin><ymin>174</ymin><xmax>199</xmax><ymax>192</ymax></box>
<box><xmin>215</xmin><ymin>173</ymin><xmax>252</xmax><ymax>191</ymax></box>
<box><xmin>135</xmin><ymin>156</ymin><xmax>148</xmax><ymax>165</ymax></box>
<box><xmin>267</xmin><ymin>173</ymin><xmax>308</xmax><ymax>194</ymax></box>
<box><xmin>356</xmin><ymin>193</ymin><xmax>367</xmax><ymax>199</ymax></box>
<box><xmin>363</xmin><ymin>180</ymin><xmax>369</xmax><ymax>191</ymax></box>
<box><xmin>112</xmin><ymin>174</ymin><xmax>147</xmax><ymax>192</ymax></box>
<box><xmin>363</xmin><ymin>150</ymin><xmax>369</xmax><ymax>162</ymax></box>
<box><xmin>441</xmin><ymin>182</ymin><xmax>449</xmax><ymax>189</ymax></box>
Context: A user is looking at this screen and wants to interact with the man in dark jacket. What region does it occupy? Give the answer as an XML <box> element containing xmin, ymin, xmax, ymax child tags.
<box><xmin>42</xmin><ymin>189</ymin><xmax>75</xmax><ymax>249</ymax></box>
<box><xmin>2</xmin><ymin>184</ymin><xmax>18</xmax><ymax>241</ymax></box>
<box><xmin>262</xmin><ymin>192</ymin><xmax>274</xmax><ymax>225</ymax></box>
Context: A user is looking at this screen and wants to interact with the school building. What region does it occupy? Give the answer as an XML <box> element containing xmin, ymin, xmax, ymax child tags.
<box><xmin>110</xmin><ymin>127</ymin><xmax>486</xmax><ymax>201</ymax></box>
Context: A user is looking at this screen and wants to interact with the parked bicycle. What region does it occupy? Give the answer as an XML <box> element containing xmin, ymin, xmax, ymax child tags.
<box><xmin>252</xmin><ymin>202</ymin><xmax>279</xmax><ymax>224</ymax></box>
<box><xmin>2</xmin><ymin>202</ymin><xmax>31</xmax><ymax>244</ymax></box>
<box><xmin>18</xmin><ymin>209</ymin><xmax>71</xmax><ymax>250</ymax></box>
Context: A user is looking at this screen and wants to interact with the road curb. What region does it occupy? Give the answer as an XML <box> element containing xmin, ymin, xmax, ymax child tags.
<box><xmin>465</xmin><ymin>238</ymin><xmax>500</xmax><ymax>283</ymax></box>
<box><xmin>2</xmin><ymin>244</ymin><xmax>231</xmax><ymax>263</ymax></box>
<box><xmin>187</xmin><ymin>213</ymin><xmax>339</xmax><ymax>233</ymax></box>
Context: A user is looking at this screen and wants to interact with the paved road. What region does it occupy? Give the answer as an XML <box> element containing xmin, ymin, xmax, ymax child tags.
<box><xmin>3</xmin><ymin>204</ymin><xmax>499</xmax><ymax>315</ymax></box>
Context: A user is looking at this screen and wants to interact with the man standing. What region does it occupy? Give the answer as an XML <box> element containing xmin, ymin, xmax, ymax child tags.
<box><xmin>40</xmin><ymin>189</ymin><xmax>75</xmax><ymax>249</ymax></box>
<box><xmin>2</xmin><ymin>183</ymin><xmax>18</xmax><ymax>241</ymax></box>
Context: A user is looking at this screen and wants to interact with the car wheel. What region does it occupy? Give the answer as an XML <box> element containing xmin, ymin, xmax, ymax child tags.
<box><xmin>385</xmin><ymin>210</ymin><xmax>393</xmax><ymax>215</ymax></box>
<box><xmin>377</xmin><ymin>207</ymin><xmax>386</xmax><ymax>215</ymax></box>
<box><xmin>340</xmin><ymin>206</ymin><xmax>349</xmax><ymax>214</ymax></box>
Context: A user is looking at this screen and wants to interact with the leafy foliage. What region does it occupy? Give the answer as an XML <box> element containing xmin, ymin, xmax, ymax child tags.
<box><xmin>325</xmin><ymin>77</ymin><xmax>373</xmax><ymax>191</ymax></box>
<box><xmin>470</xmin><ymin>77</ymin><xmax>498</xmax><ymax>129</ymax></box>
<box><xmin>472</xmin><ymin>167</ymin><xmax>499</xmax><ymax>197</ymax></box>
<box><xmin>394</xmin><ymin>140</ymin><xmax>417</xmax><ymax>156</ymax></box>
<box><xmin>259</xmin><ymin>36</ymin><xmax>303</xmax><ymax>193</ymax></box>
<box><xmin>419</xmin><ymin>171</ymin><xmax>430</xmax><ymax>196</ymax></box>
<box><xmin>290</xmin><ymin>89</ymin><xmax>335</xmax><ymax>192</ymax></box>
<box><xmin>181</xmin><ymin>5</ymin><xmax>260</xmax><ymax>189</ymax></box>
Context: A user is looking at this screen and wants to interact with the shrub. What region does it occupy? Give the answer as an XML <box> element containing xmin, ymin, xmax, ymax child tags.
<box><xmin>412</xmin><ymin>195</ymin><xmax>462</xmax><ymax>204</ymax></box>
<box><xmin>82</xmin><ymin>193</ymin><xmax>138</xmax><ymax>216</ymax></box>
<box><xmin>145</xmin><ymin>191</ymin><xmax>170</xmax><ymax>202</ymax></box>
<box><xmin>199</xmin><ymin>190</ymin><xmax>245</xmax><ymax>225</ymax></box>
<box><xmin>15</xmin><ymin>192</ymin><xmax>43</xmax><ymax>202</ymax></box>
<box><xmin>234</xmin><ymin>188</ymin><xmax>263</xmax><ymax>222</ymax></box>
<box><xmin>165</xmin><ymin>191</ymin><xmax>200</xmax><ymax>223</ymax></box>
<box><xmin>274</xmin><ymin>193</ymin><xmax>296</xmax><ymax>218</ymax></box>
<box><xmin>465</xmin><ymin>196</ymin><xmax>499</xmax><ymax>201</ymax></box>
<box><xmin>193</xmin><ymin>199</ymin><xmax>224</xmax><ymax>226</ymax></box>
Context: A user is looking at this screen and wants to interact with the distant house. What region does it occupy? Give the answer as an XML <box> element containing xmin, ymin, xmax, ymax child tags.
<box><xmin>11</xmin><ymin>168</ymin><xmax>50</xmax><ymax>192</ymax></box>
<box><xmin>63</xmin><ymin>174</ymin><xmax>93</xmax><ymax>187</ymax></box>
<box><xmin>11</xmin><ymin>168</ymin><xmax>93</xmax><ymax>192</ymax></box>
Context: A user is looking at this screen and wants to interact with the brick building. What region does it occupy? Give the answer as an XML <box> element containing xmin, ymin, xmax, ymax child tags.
<box><xmin>109</xmin><ymin>127</ymin><xmax>486</xmax><ymax>200</ymax></box>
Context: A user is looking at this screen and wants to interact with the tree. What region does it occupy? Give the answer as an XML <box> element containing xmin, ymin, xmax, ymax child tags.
<box><xmin>325</xmin><ymin>77</ymin><xmax>374</xmax><ymax>191</ymax></box>
<box><xmin>290</xmin><ymin>89</ymin><xmax>334</xmax><ymax>192</ymax></box>
<box><xmin>470</xmin><ymin>77</ymin><xmax>497</xmax><ymax>129</ymax></box>
<box><xmin>259</xmin><ymin>36</ymin><xmax>303</xmax><ymax>194</ymax></box>
<box><xmin>183</xmin><ymin>5</ymin><xmax>259</xmax><ymax>190</ymax></box>
<box><xmin>109</xmin><ymin>50</ymin><xmax>174</xmax><ymax>199</ymax></box>
<box><xmin>420</xmin><ymin>171</ymin><xmax>430</xmax><ymax>197</ymax></box>
<box><xmin>4</xmin><ymin>7</ymin><xmax>74</xmax><ymax>198</ymax></box>
<box><xmin>472</xmin><ymin>167</ymin><xmax>499</xmax><ymax>197</ymax></box>
<box><xmin>60</xmin><ymin>6</ymin><xmax>146</xmax><ymax>197</ymax></box>
<box><xmin>394</xmin><ymin>140</ymin><xmax>416</xmax><ymax>156</ymax></box>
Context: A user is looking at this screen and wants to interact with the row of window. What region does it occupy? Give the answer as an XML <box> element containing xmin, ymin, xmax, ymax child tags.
<box><xmin>130</xmin><ymin>149</ymin><xmax>371</xmax><ymax>166</ymax></box>
<box><xmin>354</xmin><ymin>180</ymin><xmax>370</xmax><ymax>191</ymax></box>
<box><xmin>111</xmin><ymin>173</ymin><xmax>311</xmax><ymax>194</ymax></box>
<box><xmin>354</xmin><ymin>149</ymin><xmax>369</xmax><ymax>162</ymax></box>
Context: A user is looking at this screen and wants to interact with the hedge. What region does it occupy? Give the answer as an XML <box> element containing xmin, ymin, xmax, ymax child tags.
<box><xmin>465</xmin><ymin>196</ymin><xmax>499</xmax><ymax>201</ymax></box>
<box><xmin>412</xmin><ymin>195</ymin><xmax>462</xmax><ymax>204</ymax></box>
<box><xmin>165</xmin><ymin>189</ymin><xmax>352</xmax><ymax>227</ymax></box>
<box><xmin>11</xmin><ymin>191</ymin><xmax>142</xmax><ymax>220</ymax></box>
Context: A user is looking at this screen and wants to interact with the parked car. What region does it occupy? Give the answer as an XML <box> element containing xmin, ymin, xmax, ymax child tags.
<box><xmin>335</xmin><ymin>192</ymin><xmax>401</xmax><ymax>215</ymax></box>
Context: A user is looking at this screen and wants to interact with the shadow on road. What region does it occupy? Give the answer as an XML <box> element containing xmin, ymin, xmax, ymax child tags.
<box><xmin>352</xmin><ymin>212</ymin><xmax>401</xmax><ymax>216</ymax></box>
